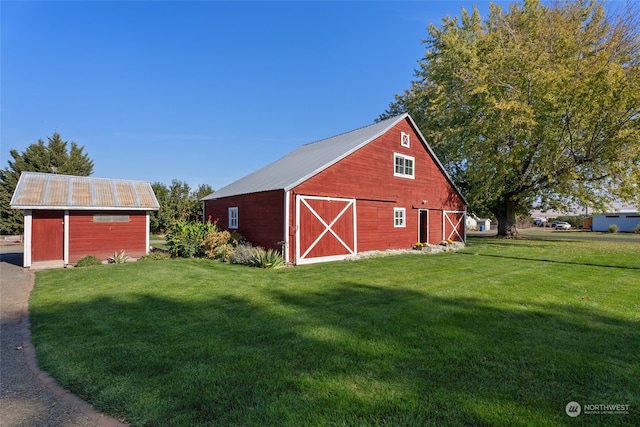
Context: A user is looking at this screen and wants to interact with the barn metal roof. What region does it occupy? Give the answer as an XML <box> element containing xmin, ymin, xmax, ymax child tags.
<box><xmin>10</xmin><ymin>172</ymin><xmax>160</xmax><ymax>210</ymax></box>
<box><xmin>203</xmin><ymin>114</ymin><xmax>415</xmax><ymax>200</ymax></box>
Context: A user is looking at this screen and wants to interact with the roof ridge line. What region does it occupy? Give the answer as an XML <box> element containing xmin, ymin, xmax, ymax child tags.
<box><xmin>302</xmin><ymin>113</ymin><xmax>407</xmax><ymax>147</ymax></box>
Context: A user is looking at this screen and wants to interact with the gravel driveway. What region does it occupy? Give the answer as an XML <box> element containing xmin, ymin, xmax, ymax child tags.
<box><xmin>0</xmin><ymin>243</ymin><xmax>125</xmax><ymax>427</ymax></box>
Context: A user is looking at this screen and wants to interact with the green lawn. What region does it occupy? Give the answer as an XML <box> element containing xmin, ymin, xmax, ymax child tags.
<box><xmin>519</xmin><ymin>229</ymin><xmax>640</xmax><ymax>241</ymax></box>
<box><xmin>30</xmin><ymin>238</ymin><xmax>639</xmax><ymax>426</ymax></box>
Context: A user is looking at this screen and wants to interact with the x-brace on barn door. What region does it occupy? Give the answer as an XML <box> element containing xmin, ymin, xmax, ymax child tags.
<box><xmin>295</xmin><ymin>195</ymin><xmax>357</xmax><ymax>264</ymax></box>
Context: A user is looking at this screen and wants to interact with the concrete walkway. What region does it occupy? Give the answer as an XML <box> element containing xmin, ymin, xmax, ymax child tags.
<box><xmin>0</xmin><ymin>243</ymin><xmax>126</xmax><ymax>426</ymax></box>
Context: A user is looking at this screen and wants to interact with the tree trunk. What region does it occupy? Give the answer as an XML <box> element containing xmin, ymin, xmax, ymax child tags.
<box><xmin>493</xmin><ymin>197</ymin><xmax>519</xmax><ymax>238</ymax></box>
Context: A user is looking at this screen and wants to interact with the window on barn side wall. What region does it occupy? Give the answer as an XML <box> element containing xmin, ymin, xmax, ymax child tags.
<box><xmin>394</xmin><ymin>208</ymin><xmax>406</xmax><ymax>228</ymax></box>
<box><xmin>228</xmin><ymin>207</ymin><xmax>238</xmax><ymax>229</ymax></box>
<box><xmin>394</xmin><ymin>153</ymin><xmax>415</xmax><ymax>179</ymax></box>
<box><xmin>93</xmin><ymin>214</ymin><xmax>130</xmax><ymax>222</ymax></box>
<box><xmin>401</xmin><ymin>132</ymin><xmax>410</xmax><ymax>148</ymax></box>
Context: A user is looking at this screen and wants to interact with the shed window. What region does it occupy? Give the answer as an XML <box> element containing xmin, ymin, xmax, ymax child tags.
<box><xmin>394</xmin><ymin>208</ymin><xmax>406</xmax><ymax>228</ymax></box>
<box><xmin>228</xmin><ymin>207</ymin><xmax>238</xmax><ymax>229</ymax></box>
<box><xmin>401</xmin><ymin>132</ymin><xmax>410</xmax><ymax>148</ymax></box>
<box><xmin>394</xmin><ymin>153</ymin><xmax>415</xmax><ymax>179</ymax></box>
<box><xmin>93</xmin><ymin>214</ymin><xmax>130</xmax><ymax>223</ymax></box>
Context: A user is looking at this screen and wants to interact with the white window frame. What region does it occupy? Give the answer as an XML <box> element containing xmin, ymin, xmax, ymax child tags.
<box><xmin>394</xmin><ymin>153</ymin><xmax>415</xmax><ymax>179</ymax></box>
<box><xmin>401</xmin><ymin>132</ymin><xmax>410</xmax><ymax>148</ymax></box>
<box><xmin>228</xmin><ymin>207</ymin><xmax>238</xmax><ymax>229</ymax></box>
<box><xmin>394</xmin><ymin>208</ymin><xmax>406</xmax><ymax>228</ymax></box>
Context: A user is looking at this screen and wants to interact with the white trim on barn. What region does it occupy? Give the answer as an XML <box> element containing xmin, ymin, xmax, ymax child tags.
<box><xmin>284</xmin><ymin>190</ymin><xmax>291</xmax><ymax>263</ymax></box>
<box><xmin>64</xmin><ymin>210</ymin><xmax>70</xmax><ymax>265</ymax></box>
<box><xmin>146</xmin><ymin>212</ymin><xmax>150</xmax><ymax>255</ymax></box>
<box><xmin>295</xmin><ymin>195</ymin><xmax>357</xmax><ymax>265</ymax></box>
<box><xmin>443</xmin><ymin>210</ymin><xmax>467</xmax><ymax>242</ymax></box>
<box><xmin>24</xmin><ymin>210</ymin><xmax>32</xmax><ymax>267</ymax></box>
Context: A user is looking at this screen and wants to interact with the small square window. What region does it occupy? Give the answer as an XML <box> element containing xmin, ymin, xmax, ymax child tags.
<box><xmin>394</xmin><ymin>208</ymin><xmax>406</xmax><ymax>228</ymax></box>
<box><xmin>228</xmin><ymin>207</ymin><xmax>238</xmax><ymax>229</ymax></box>
<box><xmin>401</xmin><ymin>132</ymin><xmax>410</xmax><ymax>148</ymax></box>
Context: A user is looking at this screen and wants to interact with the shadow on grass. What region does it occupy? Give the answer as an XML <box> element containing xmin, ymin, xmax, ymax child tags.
<box><xmin>30</xmin><ymin>283</ymin><xmax>639</xmax><ymax>426</ymax></box>
<box><xmin>457</xmin><ymin>251</ymin><xmax>640</xmax><ymax>270</ymax></box>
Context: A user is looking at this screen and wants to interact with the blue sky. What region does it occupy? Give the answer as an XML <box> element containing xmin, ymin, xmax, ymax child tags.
<box><xmin>2</xmin><ymin>1</ymin><xmax>503</xmax><ymax>192</ymax></box>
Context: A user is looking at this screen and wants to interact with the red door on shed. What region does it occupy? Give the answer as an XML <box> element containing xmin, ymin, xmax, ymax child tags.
<box><xmin>32</xmin><ymin>210</ymin><xmax>64</xmax><ymax>262</ymax></box>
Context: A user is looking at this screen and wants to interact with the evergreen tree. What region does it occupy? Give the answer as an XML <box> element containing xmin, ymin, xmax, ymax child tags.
<box><xmin>1</xmin><ymin>133</ymin><xmax>94</xmax><ymax>234</ymax></box>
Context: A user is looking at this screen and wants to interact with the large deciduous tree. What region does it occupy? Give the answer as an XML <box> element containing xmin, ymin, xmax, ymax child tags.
<box><xmin>0</xmin><ymin>133</ymin><xmax>94</xmax><ymax>234</ymax></box>
<box><xmin>381</xmin><ymin>0</ymin><xmax>640</xmax><ymax>236</ymax></box>
<box><xmin>150</xmin><ymin>180</ymin><xmax>214</xmax><ymax>234</ymax></box>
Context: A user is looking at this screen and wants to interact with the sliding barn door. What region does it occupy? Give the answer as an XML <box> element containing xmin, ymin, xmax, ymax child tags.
<box><xmin>443</xmin><ymin>210</ymin><xmax>466</xmax><ymax>242</ymax></box>
<box><xmin>295</xmin><ymin>195</ymin><xmax>357</xmax><ymax>264</ymax></box>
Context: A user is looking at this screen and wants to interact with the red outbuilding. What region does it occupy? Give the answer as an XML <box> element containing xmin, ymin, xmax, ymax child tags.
<box><xmin>202</xmin><ymin>113</ymin><xmax>468</xmax><ymax>265</ymax></box>
<box><xmin>10</xmin><ymin>172</ymin><xmax>159</xmax><ymax>269</ymax></box>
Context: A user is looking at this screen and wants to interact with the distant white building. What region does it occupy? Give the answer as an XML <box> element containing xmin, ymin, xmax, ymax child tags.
<box><xmin>466</xmin><ymin>215</ymin><xmax>491</xmax><ymax>231</ymax></box>
<box><xmin>591</xmin><ymin>212</ymin><xmax>640</xmax><ymax>232</ymax></box>
<box><xmin>466</xmin><ymin>216</ymin><xmax>477</xmax><ymax>230</ymax></box>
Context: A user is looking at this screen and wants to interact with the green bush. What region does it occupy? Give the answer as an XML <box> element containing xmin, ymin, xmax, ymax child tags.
<box><xmin>75</xmin><ymin>256</ymin><xmax>103</xmax><ymax>267</ymax></box>
<box><xmin>202</xmin><ymin>230</ymin><xmax>245</xmax><ymax>261</ymax></box>
<box><xmin>248</xmin><ymin>248</ymin><xmax>285</xmax><ymax>269</ymax></box>
<box><xmin>138</xmin><ymin>251</ymin><xmax>170</xmax><ymax>261</ymax></box>
<box><xmin>212</xmin><ymin>243</ymin><xmax>235</xmax><ymax>262</ymax></box>
<box><xmin>166</xmin><ymin>217</ymin><xmax>218</xmax><ymax>258</ymax></box>
<box><xmin>634</xmin><ymin>224</ymin><xmax>640</xmax><ymax>234</ymax></box>
<box><xmin>608</xmin><ymin>224</ymin><xmax>619</xmax><ymax>233</ymax></box>
<box><xmin>202</xmin><ymin>230</ymin><xmax>231</xmax><ymax>259</ymax></box>
<box><xmin>230</xmin><ymin>243</ymin><xmax>257</xmax><ymax>265</ymax></box>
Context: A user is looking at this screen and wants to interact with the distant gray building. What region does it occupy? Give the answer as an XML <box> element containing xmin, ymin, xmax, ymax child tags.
<box><xmin>591</xmin><ymin>212</ymin><xmax>640</xmax><ymax>232</ymax></box>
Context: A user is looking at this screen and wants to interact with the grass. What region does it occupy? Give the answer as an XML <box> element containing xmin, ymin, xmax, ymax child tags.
<box><xmin>519</xmin><ymin>229</ymin><xmax>640</xmax><ymax>241</ymax></box>
<box><xmin>29</xmin><ymin>238</ymin><xmax>639</xmax><ymax>426</ymax></box>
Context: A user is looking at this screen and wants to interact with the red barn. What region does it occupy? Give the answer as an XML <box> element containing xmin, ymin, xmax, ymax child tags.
<box><xmin>10</xmin><ymin>172</ymin><xmax>159</xmax><ymax>269</ymax></box>
<box><xmin>202</xmin><ymin>113</ymin><xmax>467</xmax><ymax>265</ymax></box>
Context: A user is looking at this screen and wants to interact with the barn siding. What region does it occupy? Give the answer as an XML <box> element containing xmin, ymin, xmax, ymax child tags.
<box><xmin>68</xmin><ymin>210</ymin><xmax>148</xmax><ymax>263</ymax></box>
<box><xmin>204</xmin><ymin>117</ymin><xmax>466</xmax><ymax>264</ymax></box>
<box><xmin>294</xmin><ymin>119</ymin><xmax>466</xmax><ymax>251</ymax></box>
<box><xmin>204</xmin><ymin>190</ymin><xmax>285</xmax><ymax>252</ymax></box>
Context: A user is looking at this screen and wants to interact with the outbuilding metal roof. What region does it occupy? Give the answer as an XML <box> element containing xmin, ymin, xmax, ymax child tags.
<box><xmin>10</xmin><ymin>172</ymin><xmax>160</xmax><ymax>210</ymax></box>
<box><xmin>203</xmin><ymin>114</ymin><xmax>417</xmax><ymax>200</ymax></box>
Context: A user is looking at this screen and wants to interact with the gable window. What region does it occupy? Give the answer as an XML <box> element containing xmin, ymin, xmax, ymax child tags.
<box><xmin>228</xmin><ymin>207</ymin><xmax>238</xmax><ymax>229</ymax></box>
<box><xmin>394</xmin><ymin>208</ymin><xmax>406</xmax><ymax>228</ymax></box>
<box><xmin>401</xmin><ymin>132</ymin><xmax>410</xmax><ymax>148</ymax></box>
<box><xmin>394</xmin><ymin>153</ymin><xmax>415</xmax><ymax>179</ymax></box>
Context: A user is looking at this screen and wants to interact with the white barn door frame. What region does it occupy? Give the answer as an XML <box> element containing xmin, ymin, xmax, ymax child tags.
<box><xmin>443</xmin><ymin>210</ymin><xmax>467</xmax><ymax>242</ymax></box>
<box><xmin>295</xmin><ymin>195</ymin><xmax>357</xmax><ymax>265</ymax></box>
